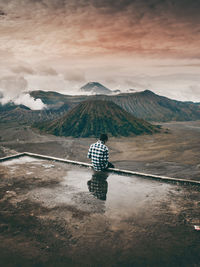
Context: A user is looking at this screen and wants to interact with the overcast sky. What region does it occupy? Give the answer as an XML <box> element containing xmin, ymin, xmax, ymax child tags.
<box><xmin>0</xmin><ymin>0</ymin><xmax>200</xmax><ymax>103</ymax></box>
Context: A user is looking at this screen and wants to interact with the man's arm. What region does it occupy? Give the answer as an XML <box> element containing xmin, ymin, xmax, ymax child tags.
<box><xmin>103</xmin><ymin>147</ymin><xmax>109</xmax><ymax>162</ymax></box>
<box><xmin>87</xmin><ymin>146</ymin><xmax>92</xmax><ymax>159</ymax></box>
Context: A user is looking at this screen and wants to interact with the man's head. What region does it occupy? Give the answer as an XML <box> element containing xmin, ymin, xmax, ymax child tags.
<box><xmin>100</xmin><ymin>133</ymin><xmax>108</xmax><ymax>143</ymax></box>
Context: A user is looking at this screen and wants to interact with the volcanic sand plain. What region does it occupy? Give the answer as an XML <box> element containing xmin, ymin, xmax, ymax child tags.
<box><xmin>0</xmin><ymin>120</ymin><xmax>200</xmax><ymax>180</ymax></box>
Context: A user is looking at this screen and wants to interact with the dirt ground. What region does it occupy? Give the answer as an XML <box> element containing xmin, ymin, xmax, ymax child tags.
<box><xmin>0</xmin><ymin>157</ymin><xmax>200</xmax><ymax>267</ymax></box>
<box><xmin>0</xmin><ymin>120</ymin><xmax>200</xmax><ymax>180</ymax></box>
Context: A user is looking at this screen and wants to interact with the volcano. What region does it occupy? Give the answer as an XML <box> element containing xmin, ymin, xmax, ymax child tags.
<box><xmin>80</xmin><ymin>82</ymin><xmax>112</xmax><ymax>95</ymax></box>
<box><xmin>36</xmin><ymin>100</ymin><xmax>160</xmax><ymax>137</ymax></box>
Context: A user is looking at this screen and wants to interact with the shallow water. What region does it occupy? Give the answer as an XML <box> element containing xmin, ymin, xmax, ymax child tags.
<box><xmin>1</xmin><ymin>157</ymin><xmax>200</xmax><ymax>266</ymax></box>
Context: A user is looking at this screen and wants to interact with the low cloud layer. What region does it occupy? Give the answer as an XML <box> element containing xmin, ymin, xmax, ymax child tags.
<box><xmin>0</xmin><ymin>76</ymin><xmax>46</xmax><ymax>110</ymax></box>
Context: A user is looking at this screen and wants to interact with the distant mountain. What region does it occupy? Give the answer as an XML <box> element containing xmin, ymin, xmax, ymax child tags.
<box><xmin>35</xmin><ymin>100</ymin><xmax>160</xmax><ymax>138</ymax></box>
<box><xmin>33</xmin><ymin>88</ymin><xmax>200</xmax><ymax>122</ymax></box>
<box><xmin>0</xmin><ymin>102</ymin><xmax>30</xmax><ymax>112</ymax></box>
<box><xmin>80</xmin><ymin>82</ymin><xmax>112</xmax><ymax>95</ymax></box>
<box><xmin>30</xmin><ymin>90</ymin><xmax>86</xmax><ymax>110</ymax></box>
<box><xmin>92</xmin><ymin>90</ymin><xmax>200</xmax><ymax>122</ymax></box>
<box><xmin>0</xmin><ymin>103</ymin><xmax>67</xmax><ymax>124</ymax></box>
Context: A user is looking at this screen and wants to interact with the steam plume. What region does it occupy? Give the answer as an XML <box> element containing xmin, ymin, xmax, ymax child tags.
<box><xmin>0</xmin><ymin>76</ymin><xmax>46</xmax><ymax>110</ymax></box>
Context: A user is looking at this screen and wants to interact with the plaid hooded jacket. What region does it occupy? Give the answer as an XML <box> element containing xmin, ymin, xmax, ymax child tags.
<box><xmin>87</xmin><ymin>140</ymin><xmax>109</xmax><ymax>171</ymax></box>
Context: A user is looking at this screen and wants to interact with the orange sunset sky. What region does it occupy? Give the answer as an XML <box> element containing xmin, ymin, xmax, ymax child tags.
<box><xmin>0</xmin><ymin>0</ymin><xmax>200</xmax><ymax>103</ymax></box>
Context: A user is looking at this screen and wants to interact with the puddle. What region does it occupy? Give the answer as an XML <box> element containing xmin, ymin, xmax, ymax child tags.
<box><xmin>1</xmin><ymin>157</ymin><xmax>200</xmax><ymax>266</ymax></box>
<box><xmin>26</xmin><ymin>164</ymin><xmax>183</xmax><ymax>222</ymax></box>
<box><xmin>1</xmin><ymin>158</ymin><xmax>199</xmax><ymax>222</ymax></box>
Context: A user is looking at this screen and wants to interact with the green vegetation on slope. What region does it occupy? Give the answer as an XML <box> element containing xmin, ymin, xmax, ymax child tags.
<box><xmin>35</xmin><ymin>100</ymin><xmax>160</xmax><ymax>137</ymax></box>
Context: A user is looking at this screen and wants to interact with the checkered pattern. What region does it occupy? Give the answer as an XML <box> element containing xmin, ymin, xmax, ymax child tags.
<box><xmin>87</xmin><ymin>178</ymin><xmax>108</xmax><ymax>200</ymax></box>
<box><xmin>87</xmin><ymin>140</ymin><xmax>109</xmax><ymax>171</ymax></box>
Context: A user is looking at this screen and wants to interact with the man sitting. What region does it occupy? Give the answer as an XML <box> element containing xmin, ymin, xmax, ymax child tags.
<box><xmin>87</xmin><ymin>133</ymin><xmax>114</xmax><ymax>171</ymax></box>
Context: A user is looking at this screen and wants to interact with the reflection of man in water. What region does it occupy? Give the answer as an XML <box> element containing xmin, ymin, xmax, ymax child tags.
<box><xmin>87</xmin><ymin>133</ymin><xmax>114</xmax><ymax>171</ymax></box>
<box><xmin>87</xmin><ymin>171</ymin><xmax>109</xmax><ymax>201</ymax></box>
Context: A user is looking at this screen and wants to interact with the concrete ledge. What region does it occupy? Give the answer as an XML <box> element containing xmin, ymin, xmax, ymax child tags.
<box><xmin>109</xmin><ymin>167</ymin><xmax>200</xmax><ymax>186</ymax></box>
<box><xmin>1</xmin><ymin>152</ymin><xmax>200</xmax><ymax>186</ymax></box>
<box><xmin>0</xmin><ymin>153</ymin><xmax>26</xmax><ymax>162</ymax></box>
<box><xmin>24</xmin><ymin>152</ymin><xmax>91</xmax><ymax>168</ymax></box>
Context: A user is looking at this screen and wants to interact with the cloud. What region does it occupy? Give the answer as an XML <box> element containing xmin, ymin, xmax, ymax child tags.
<box><xmin>64</xmin><ymin>69</ymin><xmax>86</xmax><ymax>82</ymax></box>
<box><xmin>0</xmin><ymin>9</ymin><xmax>6</xmax><ymax>16</ymax></box>
<box><xmin>189</xmin><ymin>85</ymin><xmax>200</xmax><ymax>99</ymax></box>
<box><xmin>0</xmin><ymin>76</ymin><xmax>27</xmax><ymax>99</ymax></box>
<box><xmin>0</xmin><ymin>0</ymin><xmax>199</xmax><ymax>60</ymax></box>
<box><xmin>11</xmin><ymin>65</ymin><xmax>58</xmax><ymax>76</ymax></box>
<box><xmin>37</xmin><ymin>66</ymin><xmax>58</xmax><ymax>76</ymax></box>
<box><xmin>0</xmin><ymin>76</ymin><xmax>46</xmax><ymax>110</ymax></box>
<box><xmin>132</xmin><ymin>73</ymin><xmax>200</xmax><ymax>102</ymax></box>
<box><xmin>0</xmin><ymin>0</ymin><xmax>199</xmax><ymax>102</ymax></box>
<box><xmin>14</xmin><ymin>93</ymin><xmax>46</xmax><ymax>110</ymax></box>
<box><xmin>11</xmin><ymin>65</ymin><xmax>36</xmax><ymax>75</ymax></box>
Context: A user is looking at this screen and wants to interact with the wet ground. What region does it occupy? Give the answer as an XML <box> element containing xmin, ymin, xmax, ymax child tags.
<box><xmin>0</xmin><ymin>156</ymin><xmax>200</xmax><ymax>266</ymax></box>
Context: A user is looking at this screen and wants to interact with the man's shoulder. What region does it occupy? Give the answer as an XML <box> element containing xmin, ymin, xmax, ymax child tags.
<box><xmin>90</xmin><ymin>141</ymin><xmax>108</xmax><ymax>150</ymax></box>
<box><xmin>99</xmin><ymin>142</ymin><xmax>108</xmax><ymax>151</ymax></box>
<box><xmin>90</xmin><ymin>142</ymin><xmax>97</xmax><ymax>148</ymax></box>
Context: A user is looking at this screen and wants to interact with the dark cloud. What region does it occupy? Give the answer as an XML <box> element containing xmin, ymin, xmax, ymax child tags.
<box><xmin>86</xmin><ymin>0</ymin><xmax>200</xmax><ymax>23</ymax></box>
<box><xmin>0</xmin><ymin>0</ymin><xmax>199</xmax><ymax>102</ymax></box>
<box><xmin>10</xmin><ymin>65</ymin><xmax>58</xmax><ymax>76</ymax></box>
<box><xmin>91</xmin><ymin>0</ymin><xmax>133</xmax><ymax>13</ymax></box>
<box><xmin>0</xmin><ymin>0</ymin><xmax>199</xmax><ymax>60</ymax></box>
<box><xmin>37</xmin><ymin>66</ymin><xmax>58</xmax><ymax>76</ymax></box>
<box><xmin>64</xmin><ymin>69</ymin><xmax>86</xmax><ymax>82</ymax></box>
<box><xmin>11</xmin><ymin>66</ymin><xmax>36</xmax><ymax>75</ymax></box>
<box><xmin>1</xmin><ymin>0</ymin><xmax>200</xmax><ymax>17</ymax></box>
<box><xmin>0</xmin><ymin>9</ymin><xmax>6</xmax><ymax>16</ymax></box>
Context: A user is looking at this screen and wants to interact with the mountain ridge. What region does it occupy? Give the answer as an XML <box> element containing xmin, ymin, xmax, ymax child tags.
<box><xmin>1</xmin><ymin>89</ymin><xmax>200</xmax><ymax>124</ymax></box>
<box><xmin>30</xmin><ymin>89</ymin><xmax>200</xmax><ymax>122</ymax></box>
